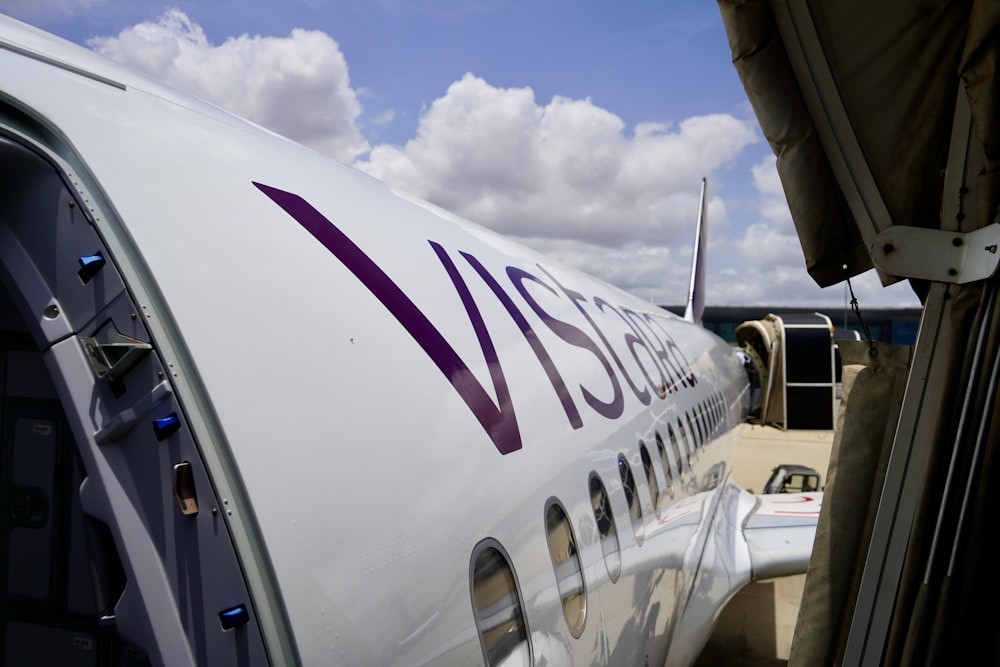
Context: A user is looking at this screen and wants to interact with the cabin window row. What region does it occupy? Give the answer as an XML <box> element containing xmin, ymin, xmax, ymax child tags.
<box><xmin>469</xmin><ymin>388</ymin><xmax>731</xmax><ymax>665</ymax></box>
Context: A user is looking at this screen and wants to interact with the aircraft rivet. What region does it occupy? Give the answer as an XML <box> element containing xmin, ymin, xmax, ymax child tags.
<box><xmin>131</xmin><ymin>312</ymin><xmax>137</xmax><ymax>320</ymax></box>
<box><xmin>43</xmin><ymin>305</ymin><xmax>60</xmax><ymax>319</ymax></box>
<box><xmin>68</xmin><ymin>200</ymin><xmax>76</xmax><ymax>208</ymax></box>
<box><xmin>211</xmin><ymin>507</ymin><xmax>218</xmax><ymax>516</ymax></box>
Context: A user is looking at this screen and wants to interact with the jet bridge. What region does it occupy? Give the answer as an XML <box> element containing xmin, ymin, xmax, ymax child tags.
<box><xmin>736</xmin><ymin>312</ymin><xmax>842</xmax><ymax>431</ymax></box>
<box><xmin>719</xmin><ymin>1</ymin><xmax>1000</xmax><ymax>664</ymax></box>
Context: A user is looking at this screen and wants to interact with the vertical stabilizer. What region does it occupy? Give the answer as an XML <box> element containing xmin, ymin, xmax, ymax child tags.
<box><xmin>683</xmin><ymin>178</ymin><xmax>708</xmax><ymax>326</ymax></box>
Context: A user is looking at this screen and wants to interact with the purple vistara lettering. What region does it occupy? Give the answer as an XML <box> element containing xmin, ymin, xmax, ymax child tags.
<box><xmin>539</xmin><ymin>266</ymin><xmax>650</xmax><ymax>408</ymax></box>
<box><xmin>593</xmin><ymin>298</ymin><xmax>660</xmax><ymax>403</ymax></box>
<box><xmin>460</xmin><ymin>257</ymin><xmax>585</xmax><ymax>429</ymax></box>
<box><xmin>621</xmin><ymin>307</ymin><xmax>678</xmax><ymax>393</ymax></box>
<box><xmin>508</xmin><ymin>266</ymin><xmax>623</xmax><ymax>421</ymax></box>
<box><xmin>645</xmin><ymin>315</ymin><xmax>698</xmax><ymax>388</ymax></box>
<box><xmin>254</xmin><ymin>182</ymin><xmax>522</xmax><ymax>455</ymax></box>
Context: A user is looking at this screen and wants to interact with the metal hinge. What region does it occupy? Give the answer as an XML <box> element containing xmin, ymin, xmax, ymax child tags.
<box><xmin>870</xmin><ymin>223</ymin><xmax>1000</xmax><ymax>284</ymax></box>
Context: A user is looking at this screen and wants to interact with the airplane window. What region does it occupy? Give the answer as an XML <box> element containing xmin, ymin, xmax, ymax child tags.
<box><xmin>681</xmin><ymin>415</ymin><xmax>697</xmax><ymax>464</ymax></box>
<box><xmin>694</xmin><ymin>410</ymin><xmax>704</xmax><ymax>450</ymax></box>
<box><xmin>618</xmin><ymin>454</ymin><xmax>644</xmax><ymax>545</ymax></box>
<box><xmin>544</xmin><ymin>499</ymin><xmax>587</xmax><ymax>637</ymax></box>
<box><xmin>589</xmin><ymin>473</ymin><xmax>621</xmax><ymax>582</ymax></box>
<box><xmin>639</xmin><ymin>443</ymin><xmax>661</xmax><ymax>516</ymax></box>
<box><xmin>698</xmin><ymin>404</ymin><xmax>708</xmax><ymax>444</ymax></box>
<box><xmin>655</xmin><ymin>431</ymin><xmax>674</xmax><ymax>497</ymax></box>
<box><xmin>668</xmin><ymin>423</ymin><xmax>687</xmax><ymax>475</ymax></box>
<box><xmin>470</xmin><ymin>540</ymin><xmax>532</xmax><ymax>667</ymax></box>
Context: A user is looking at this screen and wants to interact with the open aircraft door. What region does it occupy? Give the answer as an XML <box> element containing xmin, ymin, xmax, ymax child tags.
<box><xmin>736</xmin><ymin>312</ymin><xmax>838</xmax><ymax>430</ymax></box>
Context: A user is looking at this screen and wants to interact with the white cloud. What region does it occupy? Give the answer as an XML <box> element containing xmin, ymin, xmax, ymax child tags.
<box><xmin>88</xmin><ymin>10</ymin><xmax>369</xmax><ymax>163</ymax></box>
<box><xmin>751</xmin><ymin>154</ymin><xmax>785</xmax><ymax>198</ymax></box>
<box><xmin>356</xmin><ymin>73</ymin><xmax>758</xmax><ymax>249</ymax></box>
<box><xmin>352</xmin><ymin>74</ymin><xmax>760</xmax><ymax>303</ymax></box>
<box><xmin>522</xmin><ymin>238</ymin><xmax>680</xmax><ymax>304</ymax></box>
<box><xmin>736</xmin><ymin>156</ymin><xmax>806</xmax><ymax>268</ymax></box>
<box><xmin>714</xmin><ymin>265</ymin><xmax>919</xmax><ymax>308</ymax></box>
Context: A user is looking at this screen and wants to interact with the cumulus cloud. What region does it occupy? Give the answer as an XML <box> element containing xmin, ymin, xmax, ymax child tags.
<box><xmin>356</xmin><ymin>74</ymin><xmax>756</xmax><ymax>246</ymax></box>
<box><xmin>356</xmin><ymin>74</ymin><xmax>757</xmax><ymax>249</ymax></box>
<box><xmin>735</xmin><ymin>156</ymin><xmax>807</xmax><ymax>269</ymax></box>
<box><xmin>88</xmin><ymin>10</ymin><xmax>369</xmax><ymax>163</ymax></box>
<box><xmin>715</xmin><ymin>264</ymin><xmax>919</xmax><ymax>308</ymax></box>
<box><xmin>353</xmin><ymin>74</ymin><xmax>758</xmax><ymax>301</ymax></box>
<box><xmin>522</xmin><ymin>238</ymin><xmax>681</xmax><ymax>304</ymax></box>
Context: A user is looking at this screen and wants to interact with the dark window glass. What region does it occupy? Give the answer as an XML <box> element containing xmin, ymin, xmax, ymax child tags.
<box><xmin>618</xmin><ymin>454</ymin><xmax>644</xmax><ymax>544</ymax></box>
<box><xmin>545</xmin><ymin>500</ymin><xmax>586</xmax><ymax>636</ymax></box>
<box><xmin>471</xmin><ymin>542</ymin><xmax>531</xmax><ymax>667</ymax></box>
<box><xmin>640</xmin><ymin>442</ymin><xmax>661</xmax><ymax>516</ymax></box>
<box><xmin>589</xmin><ymin>474</ymin><xmax>621</xmax><ymax>582</ymax></box>
<box><xmin>655</xmin><ymin>431</ymin><xmax>674</xmax><ymax>497</ymax></box>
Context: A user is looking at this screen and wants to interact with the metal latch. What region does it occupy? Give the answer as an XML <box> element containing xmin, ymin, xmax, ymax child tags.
<box><xmin>81</xmin><ymin>318</ymin><xmax>152</xmax><ymax>384</ymax></box>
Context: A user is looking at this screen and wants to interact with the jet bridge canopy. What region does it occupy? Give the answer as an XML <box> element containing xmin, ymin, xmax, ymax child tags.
<box><xmin>718</xmin><ymin>0</ymin><xmax>998</xmax><ymax>291</ymax></box>
<box><xmin>718</xmin><ymin>1</ymin><xmax>999</xmax><ymax>665</ymax></box>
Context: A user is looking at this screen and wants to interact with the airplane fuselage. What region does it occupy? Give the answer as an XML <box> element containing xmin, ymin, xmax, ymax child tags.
<box><xmin>0</xmin><ymin>14</ymin><xmax>815</xmax><ymax>667</ymax></box>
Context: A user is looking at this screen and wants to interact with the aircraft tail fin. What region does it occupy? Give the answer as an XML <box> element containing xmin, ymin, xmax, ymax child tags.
<box><xmin>683</xmin><ymin>178</ymin><xmax>708</xmax><ymax>326</ymax></box>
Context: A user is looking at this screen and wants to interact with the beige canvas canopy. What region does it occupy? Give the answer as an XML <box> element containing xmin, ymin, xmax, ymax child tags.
<box><xmin>720</xmin><ymin>0</ymin><xmax>997</xmax><ymax>291</ymax></box>
<box><xmin>719</xmin><ymin>1</ymin><xmax>999</xmax><ymax>664</ymax></box>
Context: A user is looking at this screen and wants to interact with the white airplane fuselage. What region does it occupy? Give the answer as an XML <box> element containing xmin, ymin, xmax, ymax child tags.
<box><xmin>0</xmin><ymin>15</ymin><xmax>818</xmax><ymax>667</ymax></box>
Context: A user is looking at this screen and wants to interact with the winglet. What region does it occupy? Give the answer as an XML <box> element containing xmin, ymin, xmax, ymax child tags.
<box><xmin>683</xmin><ymin>178</ymin><xmax>708</xmax><ymax>326</ymax></box>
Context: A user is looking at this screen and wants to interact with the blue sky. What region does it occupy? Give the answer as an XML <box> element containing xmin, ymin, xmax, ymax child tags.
<box><xmin>1</xmin><ymin>1</ymin><xmax>921</xmax><ymax>310</ymax></box>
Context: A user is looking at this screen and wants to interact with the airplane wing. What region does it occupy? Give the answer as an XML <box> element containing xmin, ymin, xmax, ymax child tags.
<box><xmin>665</xmin><ymin>481</ymin><xmax>821</xmax><ymax>667</ymax></box>
<box><xmin>743</xmin><ymin>491</ymin><xmax>822</xmax><ymax>581</ymax></box>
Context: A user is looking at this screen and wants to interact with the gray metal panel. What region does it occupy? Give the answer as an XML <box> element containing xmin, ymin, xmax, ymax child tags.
<box><xmin>0</xmin><ymin>138</ymin><xmax>126</xmax><ymax>346</ymax></box>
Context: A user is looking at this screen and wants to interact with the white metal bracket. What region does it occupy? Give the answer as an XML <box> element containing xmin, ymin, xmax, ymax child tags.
<box><xmin>870</xmin><ymin>223</ymin><xmax>1000</xmax><ymax>284</ymax></box>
